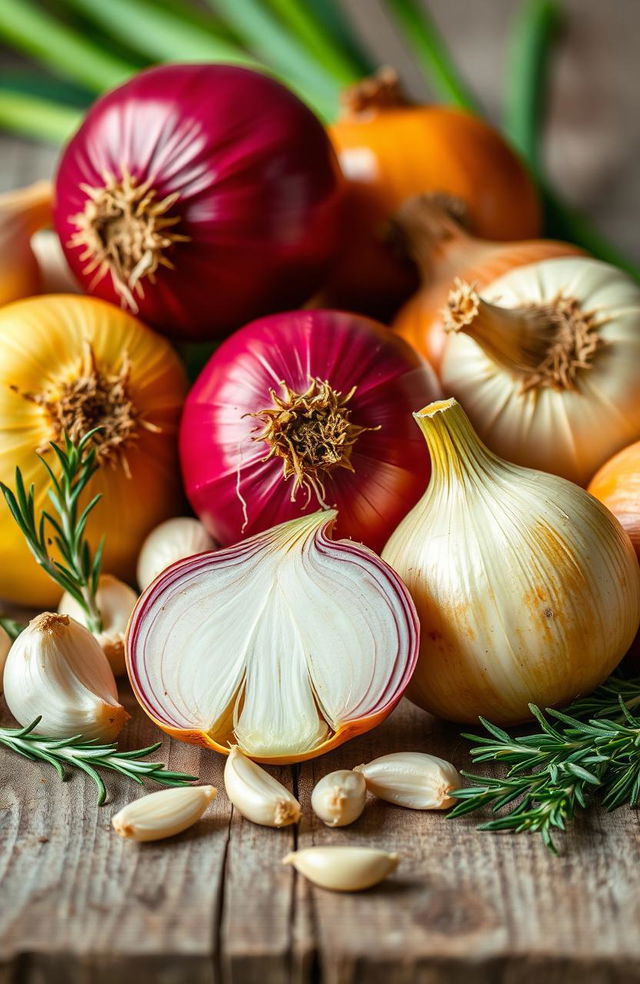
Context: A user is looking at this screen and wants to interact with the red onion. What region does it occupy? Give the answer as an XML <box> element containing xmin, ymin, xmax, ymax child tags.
<box><xmin>53</xmin><ymin>64</ymin><xmax>343</xmax><ymax>341</ymax></box>
<box><xmin>179</xmin><ymin>309</ymin><xmax>441</xmax><ymax>553</ymax></box>
<box><xmin>126</xmin><ymin>510</ymin><xmax>419</xmax><ymax>763</ymax></box>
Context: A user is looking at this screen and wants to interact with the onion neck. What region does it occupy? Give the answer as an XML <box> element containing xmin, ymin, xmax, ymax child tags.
<box><xmin>444</xmin><ymin>279</ymin><xmax>601</xmax><ymax>392</ymax></box>
<box><xmin>339</xmin><ymin>67</ymin><xmax>410</xmax><ymax>119</ymax></box>
<box><xmin>250</xmin><ymin>379</ymin><xmax>376</xmax><ymax>507</ymax></box>
<box><xmin>414</xmin><ymin>398</ymin><xmax>498</xmax><ymax>487</ymax></box>
<box><xmin>389</xmin><ymin>195</ymin><xmax>477</xmax><ymax>283</ymax></box>
<box><xmin>69</xmin><ymin>167</ymin><xmax>189</xmax><ymax>310</ymax></box>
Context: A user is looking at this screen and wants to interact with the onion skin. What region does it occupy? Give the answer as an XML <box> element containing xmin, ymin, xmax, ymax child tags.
<box><xmin>588</xmin><ymin>441</ymin><xmax>640</xmax><ymax>560</ymax></box>
<box><xmin>179</xmin><ymin>309</ymin><xmax>441</xmax><ymax>553</ymax></box>
<box><xmin>126</xmin><ymin>512</ymin><xmax>419</xmax><ymax>764</ymax></box>
<box><xmin>54</xmin><ymin>64</ymin><xmax>343</xmax><ymax>341</ymax></box>
<box><xmin>390</xmin><ymin>197</ymin><xmax>583</xmax><ymax>372</ymax></box>
<box><xmin>325</xmin><ymin>75</ymin><xmax>541</xmax><ymax>318</ymax></box>
<box><xmin>0</xmin><ymin>294</ymin><xmax>186</xmax><ymax>607</ymax></box>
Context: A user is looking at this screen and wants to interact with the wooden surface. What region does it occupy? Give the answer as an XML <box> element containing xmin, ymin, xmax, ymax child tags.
<box><xmin>2</xmin><ymin>2</ymin><xmax>640</xmax><ymax>981</ymax></box>
<box><xmin>2</xmin><ymin>684</ymin><xmax>640</xmax><ymax>984</ymax></box>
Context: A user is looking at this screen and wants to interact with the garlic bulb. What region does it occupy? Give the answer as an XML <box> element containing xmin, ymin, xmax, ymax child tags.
<box><xmin>3</xmin><ymin>612</ymin><xmax>129</xmax><ymax>740</ymax></box>
<box><xmin>136</xmin><ymin>516</ymin><xmax>216</xmax><ymax>590</ymax></box>
<box><xmin>31</xmin><ymin>229</ymin><xmax>80</xmax><ymax>294</ymax></box>
<box><xmin>441</xmin><ymin>258</ymin><xmax>640</xmax><ymax>486</ymax></box>
<box><xmin>224</xmin><ymin>746</ymin><xmax>301</xmax><ymax>827</ymax></box>
<box><xmin>283</xmin><ymin>846</ymin><xmax>398</xmax><ymax>892</ymax></box>
<box><xmin>382</xmin><ymin>398</ymin><xmax>640</xmax><ymax>725</ymax></box>
<box><xmin>311</xmin><ymin>770</ymin><xmax>367</xmax><ymax>827</ymax></box>
<box><xmin>354</xmin><ymin>752</ymin><xmax>460</xmax><ymax>809</ymax></box>
<box><xmin>0</xmin><ymin>625</ymin><xmax>10</xmax><ymax>689</ymax></box>
<box><xmin>127</xmin><ymin>510</ymin><xmax>418</xmax><ymax>763</ymax></box>
<box><xmin>112</xmin><ymin>785</ymin><xmax>217</xmax><ymax>842</ymax></box>
<box><xmin>58</xmin><ymin>574</ymin><xmax>137</xmax><ymax>676</ymax></box>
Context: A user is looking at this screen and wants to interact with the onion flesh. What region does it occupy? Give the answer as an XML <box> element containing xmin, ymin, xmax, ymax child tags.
<box><xmin>127</xmin><ymin>510</ymin><xmax>419</xmax><ymax>763</ymax></box>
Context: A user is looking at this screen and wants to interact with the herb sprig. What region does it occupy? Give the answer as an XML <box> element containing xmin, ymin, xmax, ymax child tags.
<box><xmin>0</xmin><ymin>429</ymin><xmax>104</xmax><ymax>632</ymax></box>
<box><xmin>450</xmin><ymin>673</ymin><xmax>640</xmax><ymax>851</ymax></box>
<box><xmin>0</xmin><ymin>717</ymin><xmax>198</xmax><ymax>805</ymax></box>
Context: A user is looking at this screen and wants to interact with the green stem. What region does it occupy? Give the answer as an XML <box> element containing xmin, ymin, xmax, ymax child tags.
<box><xmin>302</xmin><ymin>0</ymin><xmax>376</xmax><ymax>76</ymax></box>
<box><xmin>205</xmin><ymin>0</ymin><xmax>340</xmax><ymax>120</ymax></box>
<box><xmin>59</xmin><ymin>0</ymin><xmax>261</xmax><ymax>70</ymax></box>
<box><xmin>0</xmin><ymin>0</ymin><xmax>135</xmax><ymax>93</ymax></box>
<box><xmin>263</xmin><ymin>0</ymin><xmax>363</xmax><ymax>83</ymax></box>
<box><xmin>504</xmin><ymin>0</ymin><xmax>561</xmax><ymax>173</ymax></box>
<box><xmin>0</xmin><ymin>89</ymin><xmax>82</xmax><ymax>143</ymax></box>
<box><xmin>382</xmin><ymin>0</ymin><xmax>481</xmax><ymax>112</ymax></box>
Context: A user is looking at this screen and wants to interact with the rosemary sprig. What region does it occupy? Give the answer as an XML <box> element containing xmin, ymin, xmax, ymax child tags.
<box><xmin>0</xmin><ymin>430</ymin><xmax>104</xmax><ymax>633</ymax></box>
<box><xmin>0</xmin><ymin>717</ymin><xmax>198</xmax><ymax>806</ymax></box>
<box><xmin>450</xmin><ymin>674</ymin><xmax>640</xmax><ymax>851</ymax></box>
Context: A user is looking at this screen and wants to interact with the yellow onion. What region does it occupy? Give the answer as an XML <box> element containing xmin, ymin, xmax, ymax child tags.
<box><xmin>0</xmin><ymin>181</ymin><xmax>52</xmax><ymax>307</ymax></box>
<box><xmin>0</xmin><ymin>294</ymin><xmax>187</xmax><ymax>607</ymax></box>
<box><xmin>441</xmin><ymin>257</ymin><xmax>640</xmax><ymax>486</ymax></box>
<box><xmin>382</xmin><ymin>398</ymin><xmax>640</xmax><ymax>725</ymax></box>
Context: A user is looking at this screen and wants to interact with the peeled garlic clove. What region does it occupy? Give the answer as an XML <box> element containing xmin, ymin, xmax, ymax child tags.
<box><xmin>137</xmin><ymin>516</ymin><xmax>217</xmax><ymax>591</ymax></box>
<box><xmin>354</xmin><ymin>752</ymin><xmax>461</xmax><ymax>809</ymax></box>
<box><xmin>311</xmin><ymin>770</ymin><xmax>367</xmax><ymax>827</ymax></box>
<box><xmin>58</xmin><ymin>574</ymin><xmax>137</xmax><ymax>676</ymax></box>
<box><xmin>224</xmin><ymin>746</ymin><xmax>300</xmax><ymax>827</ymax></box>
<box><xmin>0</xmin><ymin>625</ymin><xmax>11</xmax><ymax>691</ymax></box>
<box><xmin>112</xmin><ymin>785</ymin><xmax>217</xmax><ymax>842</ymax></box>
<box><xmin>3</xmin><ymin>612</ymin><xmax>129</xmax><ymax>740</ymax></box>
<box><xmin>283</xmin><ymin>846</ymin><xmax>398</xmax><ymax>892</ymax></box>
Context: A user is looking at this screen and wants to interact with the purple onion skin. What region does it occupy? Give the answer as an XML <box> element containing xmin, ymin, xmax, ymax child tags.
<box><xmin>53</xmin><ymin>64</ymin><xmax>343</xmax><ymax>341</ymax></box>
<box><xmin>180</xmin><ymin>308</ymin><xmax>441</xmax><ymax>552</ymax></box>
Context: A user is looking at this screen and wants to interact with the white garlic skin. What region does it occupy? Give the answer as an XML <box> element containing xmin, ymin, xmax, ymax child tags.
<box><xmin>137</xmin><ymin>517</ymin><xmax>216</xmax><ymax>591</ymax></box>
<box><xmin>0</xmin><ymin>625</ymin><xmax>11</xmax><ymax>691</ymax></box>
<box><xmin>354</xmin><ymin>752</ymin><xmax>461</xmax><ymax>809</ymax></box>
<box><xmin>311</xmin><ymin>770</ymin><xmax>367</xmax><ymax>827</ymax></box>
<box><xmin>58</xmin><ymin>574</ymin><xmax>137</xmax><ymax>676</ymax></box>
<box><xmin>283</xmin><ymin>846</ymin><xmax>398</xmax><ymax>892</ymax></box>
<box><xmin>224</xmin><ymin>746</ymin><xmax>301</xmax><ymax>827</ymax></box>
<box><xmin>112</xmin><ymin>785</ymin><xmax>217</xmax><ymax>842</ymax></box>
<box><xmin>3</xmin><ymin>612</ymin><xmax>128</xmax><ymax>740</ymax></box>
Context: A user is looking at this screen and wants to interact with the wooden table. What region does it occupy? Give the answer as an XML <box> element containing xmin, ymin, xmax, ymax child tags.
<box><xmin>2</xmin><ymin>2</ymin><xmax>640</xmax><ymax>978</ymax></box>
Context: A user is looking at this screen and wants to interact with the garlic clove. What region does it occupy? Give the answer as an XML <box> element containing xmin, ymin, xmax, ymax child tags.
<box><xmin>354</xmin><ymin>752</ymin><xmax>461</xmax><ymax>809</ymax></box>
<box><xmin>0</xmin><ymin>625</ymin><xmax>11</xmax><ymax>692</ymax></box>
<box><xmin>112</xmin><ymin>785</ymin><xmax>217</xmax><ymax>842</ymax></box>
<box><xmin>311</xmin><ymin>769</ymin><xmax>367</xmax><ymax>827</ymax></box>
<box><xmin>137</xmin><ymin>516</ymin><xmax>217</xmax><ymax>591</ymax></box>
<box><xmin>224</xmin><ymin>746</ymin><xmax>301</xmax><ymax>827</ymax></box>
<box><xmin>283</xmin><ymin>846</ymin><xmax>399</xmax><ymax>892</ymax></box>
<box><xmin>58</xmin><ymin>574</ymin><xmax>137</xmax><ymax>676</ymax></box>
<box><xmin>3</xmin><ymin>612</ymin><xmax>129</xmax><ymax>741</ymax></box>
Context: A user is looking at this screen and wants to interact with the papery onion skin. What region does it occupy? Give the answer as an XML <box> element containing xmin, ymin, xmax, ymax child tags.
<box><xmin>440</xmin><ymin>257</ymin><xmax>640</xmax><ymax>486</ymax></box>
<box><xmin>383</xmin><ymin>398</ymin><xmax>640</xmax><ymax>726</ymax></box>
<box><xmin>588</xmin><ymin>440</ymin><xmax>640</xmax><ymax>561</ymax></box>
<box><xmin>324</xmin><ymin>70</ymin><xmax>540</xmax><ymax>318</ymax></box>
<box><xmin>0</xmin><ymin>294</ymin><xmax>187</xmax><ymax>606</ymax></box>
<box><xmin>180</xmin><ymin>309</ymin><xmax>441</xmax><ymax>553</ymax></box>
<box><xmin>126</xmin><ymin>511</ymin><xmax>420</xmax><ymax>764</ymax></box>
<box><xmin>390</xmin><ymin>196</ymin><xmax>583</xmax><ymax>372</ymax></box>
<box><xmin>54</xmin><ymin>64</ymin><xmax>343</xmax><ymax>342</ymax></box>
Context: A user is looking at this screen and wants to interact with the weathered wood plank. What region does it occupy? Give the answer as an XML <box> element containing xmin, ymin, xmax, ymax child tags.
<box><xmin>0</xmin><ymin>688</ymin><xmax>226</xmax><ymax>984</ymax></box>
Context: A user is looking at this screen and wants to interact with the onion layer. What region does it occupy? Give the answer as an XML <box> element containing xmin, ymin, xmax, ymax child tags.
<box><xmin>180</xmin><ymin>309</ymin><xmax>441</xmax><ymax>553</ymax></box>
<box><xmin>54</xmin><ymin>64</ymin><xmax>343</xmax><ymax>341</ymax></box>
<box><xmin>126</xmin><ymin>510</ymin><xmax>419</xmax><ymax>764</ymax></box>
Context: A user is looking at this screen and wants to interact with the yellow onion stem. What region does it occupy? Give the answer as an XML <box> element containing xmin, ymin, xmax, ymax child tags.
<box><xmin>390</xmin><ymin>194</ymin><xmax>471</xmax><ymax>277</ymax></box>
<box><xmin>413</xmin><ymin>398</ymin><xmax>498</xmax><ymax>485</ymax></box>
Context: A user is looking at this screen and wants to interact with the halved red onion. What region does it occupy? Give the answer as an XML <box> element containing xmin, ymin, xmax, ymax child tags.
<box><xmin>126</xmin><ymin>510</ymin><xmax>419</xmax><ymax>763</ymax></box>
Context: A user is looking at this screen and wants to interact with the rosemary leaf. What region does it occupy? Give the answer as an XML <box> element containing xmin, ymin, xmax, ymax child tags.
<box><xmin>0</xmin><ymin>719</ymin><xmax>199</xmax><ymax>806</ymax></box>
